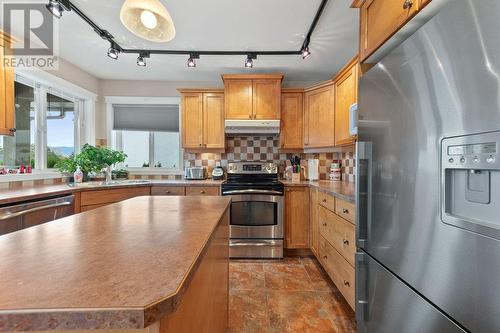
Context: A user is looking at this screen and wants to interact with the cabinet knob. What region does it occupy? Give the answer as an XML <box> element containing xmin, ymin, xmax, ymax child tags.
<box><xmin>248</xmin><ymin>115</ymin><xmax>252</xmax><ymax>119</ymax></box>
<box><xmin>165</xmin><ymin>191</ymin><xmax>170</xmax><ymax>194</ymax></box>
<box><xmin>200</xmin><ymin>190</ymin><xmax>206</xmax><ymax>194</ymax></box>
<box><xmin>9</xmin><ymin>128</ymin><xmax>16</xmax><ymax>133</ymax></box>
<box><xmin>322</xmin><ymin>222</ymin><xmax>327</xmax><ymax>226</ymax></box>
<box><xmin>342</xmin><ymin>208</ymin><xmax>349</xmax><ymax>214</ymax></box>
<box><xmin>343</xmin><ymin>239</ymin><xmax>349</xmax><ymax>245</ymax></box>
<box><xmin>403</xmin><ymin>0</ymin><xmax>413</xmax><ymax>9</ymax></box>
<box><xmin>322</xmin><ymin>199</ymin><xmax>327</xmax><ymax>203</ymax></box>
<box><xmin>344</xmin><ymin>280</ymin><xmax>350</xmax><ymax>287</ymax></box>
<box><xmin>323</xmin><ymin>255</ymin><xmax>328</xmax><ymax>260</ymax></box>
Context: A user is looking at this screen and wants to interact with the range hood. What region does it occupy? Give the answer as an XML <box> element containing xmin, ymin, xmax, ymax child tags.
<box><xmin>225</xmin><ymin>120</ymin><xmax>280</xmax><ymax>135</ymax></box>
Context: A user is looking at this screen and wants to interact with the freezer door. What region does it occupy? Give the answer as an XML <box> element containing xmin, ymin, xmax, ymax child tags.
<box><xmin>356</xmin><ymin>252</ymin><xmax>465</xmax><ymax>333</ymax></box>
<box><xmin>357</xmin><ymin>0</ymin><xmax>500</xmax><ymax>331</ymax></box>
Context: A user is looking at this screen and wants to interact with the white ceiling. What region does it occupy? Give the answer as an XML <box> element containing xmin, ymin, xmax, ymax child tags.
<box><xmin>7</xmin><ymin>0</ymin><xmax>359</xmax><ymax>83</ymax></box>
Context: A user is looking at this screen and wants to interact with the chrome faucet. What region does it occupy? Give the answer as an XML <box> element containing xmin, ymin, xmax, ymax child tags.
<box><xmin>104</xmin><ymin>166</ymin><xmax>112</xmax><ymax>184</ymax></box>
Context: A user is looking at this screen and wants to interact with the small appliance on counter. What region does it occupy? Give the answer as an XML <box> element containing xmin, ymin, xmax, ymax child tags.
<box><xmin>212</xmin><ymin>161</ymin><xmax>225</xmax><ymax>180</ymax></box>
<box><xmin>184</xmin><ymin>166</ymin><xmax>207</xmax><ymax>180</ymax></box>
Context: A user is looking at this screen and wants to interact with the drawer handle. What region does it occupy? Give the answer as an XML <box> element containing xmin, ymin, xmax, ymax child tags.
<box><xmin>200</xmin><ymin>190</ymin><xmax>206</xmax><ymax>194</ymax></box>
<box><xmin>343</xmin><ymin>239</ymin><xmax>349</xmax><ymax>245</ymax></box>
<box><xmin>403</xmin><ymin>0</ymin><xmax>413</xmax><ymax>9</ymax></box>
<box><xmin>165</xmin><ymin>191</ymin><xmax>170</xmax><ymax>194</ymax></box>
<box><xmin>344</xmin><ymin>280</ymin><xmax>350</xmax><ymax>287</ymax></box>
<box><xmin>322</xmin><ymin>222</ymin><xmax>327</xmax><ymax>227</ymax></box>
<box><xmin>323</xmin><ymin>255</ymin><xmax>328</xmax><ymax>260</ymax></box>
<box><xmin>9</xmin><ymin>128</ymin><xmax>17</xmax><ymax>133</ymax></box>
<box><xmin>342</xmin><ymin>208</ymin><xmax>349</xmax><ymax>214</ymax></box>
<box><xmin>322</xmin><ymin>199</ymin><xmax>327</xmax><ymax>203</ymax></box>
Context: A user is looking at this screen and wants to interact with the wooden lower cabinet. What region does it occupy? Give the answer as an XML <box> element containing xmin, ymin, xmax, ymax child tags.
<box><xmin>79</xmin><ymin>187</ymin><xmax>151</xmax><ymax>212</ymax></box>
<box><xmin>285</xmin><ymin>186</ymin><xmax>310</xmax><ymax>249</ymax></box>
<box><xmin>335</xmin><ymin>198</ymin><xmax>356</xmax><ymax>224</ymax></box>
<box><xmin>319</xmin><ymin>236</ymin><xmax>355</xmax><ymax>309</ymax></box>
<box><xmin>151</xmin><ymin>186</ymin><xmax>186</xmax><ymax>196</ymax></box>
<box><xmin>319</xmin><ymin>206</ymin><xmax>356</xmax><ymax>266</ymax></box>
<box><xmin>185</xmin><ymin>186</ymin><xmax>220</xmax><ymax>196</ymax></box>
<box><xmin>309</xmin><ymin>187</ymin><xmax>319</xmax><ymax>257</ymax></box>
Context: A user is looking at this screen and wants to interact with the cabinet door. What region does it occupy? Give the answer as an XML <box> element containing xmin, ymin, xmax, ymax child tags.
<box><xmin>280</xmin><ymin>92</ymin><xmax>303</xmax><ymax>149</ymax></box>
<box><xmin>181</xmin><ymin>93</ymin><xmax>203</xmax><ymax>149</ymax></box>
<box><xmin>224</xmin><ymin>80</ymin><xmax>253</xmax><ymax>119</ymax></box>
<box><xmin>253</xmin><ymin>79</ymin><xmax>281</xmax><ymax>119</ymax></box>
<box><xmin>285</xmin><ymin>186</ymin><xmax>310</xmax><ymax>249</ymax></box>
<box><xmin>309</xmin><ymin>187</ymin><xmax>319</xmax><ymax>257</ymax></box>
<box><xmin>304</xmin><ymin>85</ymin><xmax>335</xmax><ymax>148</ymax></box>
<box><xmin>334</xmin><ymin>65</ymin><xmax>357</xmax><ymax>146</ymax></box>
<box><xmin>203</xmin><ymin>93</ymin><xmax>225</xmax><ymax>149</ymax></box>
<box><xmin>0</xmin><ymin>43</ymin><xmax>15</xmax><ymax>136</ymax></box>
<box><xmin>359</xmin><ymin>0</ymin><xmax>419</xmax><ymax>61</ymax></box>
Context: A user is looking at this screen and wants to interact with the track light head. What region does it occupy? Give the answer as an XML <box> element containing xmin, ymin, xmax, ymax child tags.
<box><xmin>187</xmin><ymin>53</ymin><xmax>199</xmax><ymax>68</ymax></box>
<box><xmin>137</xmin><ymin>53</ymin><xmax>149</xmax><ymax>67</ymax></box>
<box><xmin>107</xmin><ymin>43</ymin><xmax>120</xmax><ymax>60</ymax></box>
<box><xmin>301</xmin><ymin>46</ymin><xmax>311</xmax><ymax>59</ymax></box>
<box><xmin>245</xmin><ymin>54</ymin><xmax>256</xmax><ymax>68</ymax></box>
<box><xmin>46</xmin><ymin>0</ymin><xmax>63</xmax><ymax>18</ymax></box>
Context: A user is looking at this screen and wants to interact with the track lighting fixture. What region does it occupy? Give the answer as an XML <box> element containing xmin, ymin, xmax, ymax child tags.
<box><xmin>187</xmin><ymin>53</ymin><xmax>199</xmax><ymax>68</ymax></box>
<box><xmin>107</xmin><ymin>43</ymin><xmax>120</xmax><ymax>60</ymax></box>
<box><xmin>137</xmin><ymin>53</ymin><xmax>149</xmax><ymax>66</ymax></box>
<box><xmin>245</xmin><ymin>54</ymin><xmax>256</xmax><ymax>68</ymax></box>
<box><xmin>301</xmin><ymin>46</ymin><xmax>311</xmax><ymax>59</ymax></box>
<box><xmin>45</xmin><ymin>0</ymin><xmax>71</xmax><ymax>18</ymax></box>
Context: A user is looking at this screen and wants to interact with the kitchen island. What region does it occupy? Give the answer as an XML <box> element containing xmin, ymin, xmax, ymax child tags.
<box><xmin>0</xmin><ymin>196</ymin><xmax>231</xmax><ymax>333</ymax></box>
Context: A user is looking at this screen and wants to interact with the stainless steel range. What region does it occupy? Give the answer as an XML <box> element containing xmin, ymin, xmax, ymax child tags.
<box><xmin>221</xmin><ymin>162</ymin><xmax>284</xmax><ymax>259</ymax></box>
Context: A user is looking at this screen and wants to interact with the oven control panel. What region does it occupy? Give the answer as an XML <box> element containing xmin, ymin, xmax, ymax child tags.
<box><xmin>228</xmin><ymin>162</ymin><xmax>278</xmax><ymax>174</ymax></box>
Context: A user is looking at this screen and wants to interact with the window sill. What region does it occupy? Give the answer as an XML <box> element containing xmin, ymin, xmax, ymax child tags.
<box><xmin>125</xmin><ymin>168</ymin><xmax>183</xmax><ymax>176</ymax></box>
<box><xmin>0</xmin><ymin>171</ymin><xmax>67</xmax><ymax>183</ymax></box>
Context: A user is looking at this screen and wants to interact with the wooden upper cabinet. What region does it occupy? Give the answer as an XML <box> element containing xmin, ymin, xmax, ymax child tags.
<box><xmin>224</xmin><ymin>79</ymin><xmax>253</xmax><ymax>119</ymax></box>
<box><xmin>358</xmin><ymin>0</ymin><xmax>420</xmax><ymax>61</ymax></box>
<box><xmin>203</xmin><ymin>93</ymin><xmax>225</xmax><ymax>149</ymax></box>
<box><xmin>285</xmin><ymin>186</ymin><xmax>310</xmax><ymax>249</ymax></box>
<box><xmin>180</xmin><ymin>89</ymin><xmax>225</xmax><ymax>150</ymax></box>
<box><xmin>222</xmin><ymin>74</ymin><xmax>283</xmax><ymax>120</ymax></box>
<box><xmin>181</xmin><ymin>93</ymin><xmax>204</xmax><ymax>149</ymax></box>
<box><xmin>253</xmin><ymin>79</ymin><xmax>281</xmax><ymax>119</ymax></box>
<box><xmin>0</xmin><ymin>31</ymin><xmax>15</xmax><ymax>136</ymax></box>
<box><xmin>334</xmin><ymin>58</ymin><xmax>358</xmax><ymax>146</ymax></box>
<box><xmin>304</xmin><ymin>83</ymin><xmax>335</xmax><ymax>148</ymax></box>
<box><xmin>280</xmin><ymin>91</ymin><xmax>304</xmax><ymax>149</ymax></box>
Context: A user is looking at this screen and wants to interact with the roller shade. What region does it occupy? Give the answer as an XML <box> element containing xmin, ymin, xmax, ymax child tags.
<box><xmin>113</xmin><ymin>104</ymin><xmax>179</xmax><ymax>132</ymax></box>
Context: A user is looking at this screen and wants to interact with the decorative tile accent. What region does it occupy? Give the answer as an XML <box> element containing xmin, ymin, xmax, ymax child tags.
<box><xmin>184</xmin><ymin>136</ymin><xmax>356</xmax><ymax>182</ymax></box>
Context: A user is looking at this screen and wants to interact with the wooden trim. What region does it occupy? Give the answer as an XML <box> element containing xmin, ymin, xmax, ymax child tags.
<box><xmin>177</xmin><ymin>88</ymin><xmax>224</xmax><ymax>93</ymax></box>
<box><xmin>350</xmin><ymin>0</ymin><xmax>365</xmax><ymax>8</ymax></box>
<box><xmin>183</xmin><ymin>148</ymin><xmax>226</xmax><ymax>153</ymax></box>
<box><xmin>282</xmin><ymin>87</ymin><xmax>305</xmax><ymax>93</ymax></box>
<box><xmin>303</xmin><ymin>79</ymin><xmax>334</xmax><ymax>92</ymax></box>
<box><xmin>221</xmin><ymin>73</ymin><xmax>284</xmax><ymax>81</ymax></box>
<box><xmin>284</xmin><ymin>249</ymin><xmax>314</xmax><ymax>257</ymax></box>
<box><xmin>332</xmin><ymin>55</ymin><xmax>359</xmax><ymax>82</ymax></box>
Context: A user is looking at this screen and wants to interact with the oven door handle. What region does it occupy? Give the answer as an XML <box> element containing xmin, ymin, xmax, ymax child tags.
<box><xmin>230</xmin><ymin>241</ymin><xmax>282</xmax><ymax>247</ymax></box>
<box><xmin>222</xmin><ymin>189</ymin><xmax>283</xmax><ymax>195</ymax></box>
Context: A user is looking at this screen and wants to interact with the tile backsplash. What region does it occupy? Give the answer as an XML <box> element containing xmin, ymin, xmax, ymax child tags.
<box><xmin>184</xmin><ymin>136</ymin><xmax>356</xmax><ymax>182</ymax></box>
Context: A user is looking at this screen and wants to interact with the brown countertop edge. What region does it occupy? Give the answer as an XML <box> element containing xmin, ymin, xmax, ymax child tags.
<box><xmin>281</xmin><ymin>180</ymin><xmax>355</xmax><ymax>203</ymax></box>
<box><xmin>0</xmin><ymin>196</ymin><xmax>231</xmax><ymax>331</ymax></box>
<box><xmin>0</xmin><ymin>179</ymin><xmax>224</xmax><ymax>206</ymax></box>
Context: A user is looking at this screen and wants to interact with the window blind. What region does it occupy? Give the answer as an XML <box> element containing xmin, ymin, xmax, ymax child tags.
<box><xmin>113</xmin><ymin>104</ymin><xmax>179</xmax><ymax>132</ymax></box>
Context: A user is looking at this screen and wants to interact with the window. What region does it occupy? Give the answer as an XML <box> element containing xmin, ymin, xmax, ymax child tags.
<box><xmin>112</xmin><ymin>104</ymin><xmax>181</xmax><ymax>171</ymax></box>
<box><xmin>0</xmin><ymin>76</ymin><xmax>84</xmax><ymax>170</ymax></box>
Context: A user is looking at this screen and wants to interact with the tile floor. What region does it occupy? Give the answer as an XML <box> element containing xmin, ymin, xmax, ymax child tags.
<box><xmin>228</xmin><ymin>257</ymin><xmax>357</xmax><ymax>333</ymax></box>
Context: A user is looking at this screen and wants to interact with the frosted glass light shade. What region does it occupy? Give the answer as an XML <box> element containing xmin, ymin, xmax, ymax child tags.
<box><xmin>120</xmin><ymin>0</ymin><xmax>176</xmax><ymax>42</ymax></box>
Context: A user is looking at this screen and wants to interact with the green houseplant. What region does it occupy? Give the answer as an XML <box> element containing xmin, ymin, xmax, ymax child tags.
<box><xmin>56</xmin><ymin>144</ymin><xmax>127</xmax><ymax>181</ymax></box>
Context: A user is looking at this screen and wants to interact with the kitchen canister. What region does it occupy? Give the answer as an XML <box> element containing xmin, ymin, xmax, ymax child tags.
<box><xmin>330</xmin><ymin>161</ymin><xmax>342</xmax><ymax>181</ymax></box>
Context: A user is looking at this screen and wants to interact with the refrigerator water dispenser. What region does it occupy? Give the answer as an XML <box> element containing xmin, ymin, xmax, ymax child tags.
<box><xmin>441</xmin><ymin>131</ymin><xmax>500</xmax><ymax>240</ymax></box>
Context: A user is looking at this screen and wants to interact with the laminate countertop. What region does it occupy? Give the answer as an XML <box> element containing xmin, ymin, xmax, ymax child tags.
<box><xmin>0</xmin><ymin>196</ymin><xmax>231</xmax><ymax>331</ymax></box>
<box><xmin>0</xmin><ymin>179</ymin><xmax>224</xmax><ymax>206</ymax></box>
<box><xmin>281</xmin><ymin>180</ymin><xmax>355</xmax><ymax>203</ymax></box>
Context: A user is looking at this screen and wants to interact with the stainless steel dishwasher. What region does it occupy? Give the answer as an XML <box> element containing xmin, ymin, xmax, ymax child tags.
<box><xmin>0</xmin><ymin>195</ymin><xmax>75</xmax><ymax>236</ymax></box>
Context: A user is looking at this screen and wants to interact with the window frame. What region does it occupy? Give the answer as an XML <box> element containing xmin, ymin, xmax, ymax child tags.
<box><xmin>105</xmin><ymin>96</ymin><xmax>183</xmax><ymax>175</ymax></box>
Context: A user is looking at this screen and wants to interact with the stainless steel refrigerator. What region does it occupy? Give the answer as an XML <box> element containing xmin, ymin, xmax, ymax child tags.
<box><xmin>356</xmin><ymin>0</ymin><xmax>500</xmax><ymax>332</ymax></box>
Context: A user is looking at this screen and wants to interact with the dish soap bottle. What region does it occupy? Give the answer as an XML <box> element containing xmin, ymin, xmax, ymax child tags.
<box><xmin>74</xmin><ymin>166</ymin><xmax>83</xmax><ymax>184</ymax></box>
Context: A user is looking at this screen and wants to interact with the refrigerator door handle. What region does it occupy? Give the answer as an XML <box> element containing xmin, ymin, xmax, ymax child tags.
<box><xmin>356</xmin><ymin>251</ymin><xmax>369</xmax><ymax>326</ymax></box>
<box><xmin>356</xmin><ymin>141</ymin><xmax>372</xmax><ymax>249</ymax></box>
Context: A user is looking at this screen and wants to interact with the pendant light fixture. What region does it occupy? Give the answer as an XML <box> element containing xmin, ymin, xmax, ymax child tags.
<box><xmin>120</xmin><ymin>0</ymin><xmax>176</xmax><ymax>42</ymax></box>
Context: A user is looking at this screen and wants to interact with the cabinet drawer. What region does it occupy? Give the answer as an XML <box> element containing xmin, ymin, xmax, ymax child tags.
<box><xmin>151</xmin><ymin>186</ymin><xmax>185</xmax><ymax>196</ymax></box>
<box><xmin>80</xmin><ymin>187</ymin><xmax>151</xmax><ymax>206</ymax></box>
<box><xmin>185</xmin><ymin>186</ymin><xmax>219</xmax><ymax>196</ymax></box>
<box><xmin>80</xmin><ymin>203</ymin><xmax>108</xmax><ymax>212</ymax></box>
<box><xmin>319</xmin><ymin>206</ymin><xmax>356</xmax><ymax>266</ymax></box>
<box><xmin>318</xmin><ymin>191</ymin><xmax>335</xmax><ymax>211</ymax></box>
<box><xmin>319</xmin><ymin>236</ymin><xmax>355</xmax><ymax>309</ymax></box>
<box><xmin>335</xmin><ymin>198</ymin><xmax>355</xmax><ymax>224</ymax></box>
